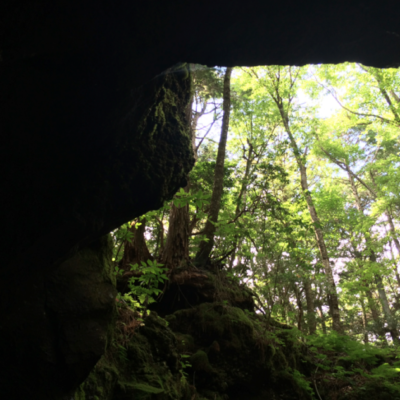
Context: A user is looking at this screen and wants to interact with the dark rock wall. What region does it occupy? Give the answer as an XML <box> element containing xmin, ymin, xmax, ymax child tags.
<box><xmin>0</xmin><ymin>235</ymin><xmax>116</xmax><ymax>399</ymax></box>
<box><xmin>1</xmin><ymin>61</ymin><xmax>193</xmax><ymax>274</ymax></box>
<box><xmin>0</xmin><ymin>62</ymin><xmax>193</xmax><ymax>398</ymax></box>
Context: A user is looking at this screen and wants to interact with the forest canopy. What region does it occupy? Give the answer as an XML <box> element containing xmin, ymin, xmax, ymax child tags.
<box><xmin>113</xmin><ymin>63</ymin><xmax>400</xmax><ymax>346</ymax></box>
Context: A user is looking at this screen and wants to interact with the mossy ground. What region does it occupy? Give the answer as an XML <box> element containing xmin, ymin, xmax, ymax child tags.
<box><xmin>76</xmin><ymin>308</ymin><xmax>192</xmax><ymax>400</ymax></box>
<box><xmin>76</xmin><ymin>264</ymin><xmax>400</xmax><ymax>400</ymax></box>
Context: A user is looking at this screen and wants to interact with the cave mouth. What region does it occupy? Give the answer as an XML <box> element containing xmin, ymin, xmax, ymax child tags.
<box><xmin>113</xmin><ymin>61</ymin><xmax>400</xmax><ymax>345</ymax></box>
<box><xmin>97</xmin><ymin>60</ymin><xmax>400</xmax><ymax>400</ymax></box>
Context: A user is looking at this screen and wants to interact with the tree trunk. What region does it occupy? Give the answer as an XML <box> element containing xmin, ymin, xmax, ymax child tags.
<box><xmin>195</xmin><ymin>67</ymin><xmax>233</xmax><ymax>267</ymax></box>
<box><xmin>365</xmin><ymin>287</ymin><xmax>381</xmax><ymax>325</ymax></box>
<box><xmin>316</xmin><ymin>305</ymin><xmax>327</xmax><ymax>335</ymax></box>
<box><xmin>121</xmin><ymin>219</ymin><xmax>153</xmax><ymax>270</ymax></box>
<box><xmin>350</xmin><ymin>240</ymin><xmax>386</xmax><ymax>341</ymax></box>
<box><xmin>161</xmin><ymin>75</ymin><xmax>198</xmax><ymax>269</ymax></box>
<box><xmin>286</xmin><ymin>232</ymin><xmax>317</xmax><ymax>335</ymax></box>
<box><xmin>229</xmin><ymin>142</ymin><xmax>253</xmax><ymax>269</ymax></box>
<box><xmin>161</xmin><ymin>188</ymin><xmax>190</xmax><ymax>269</ymax></box>
<box><xmin>277</xmin><ymin>103</ymin><xmax>342</xmax><ymax>333</ymax></box>
<box><xmin>294</xmin><ymin>285</ymin><xmax>304</xmax><ymax>332</ymax></box>
<box><xmin>388</xmin><ymin>239</ymin><xmax>400</xmax><ymax>287</ymax></box>
<box><xmin>364</xmin><ymin>66</ymin><xmax>400</xmax><ymax>124</ymax></box>
<box><xmin>360</xmin><ymin>296</ymin><xmax>369</xmax><ymax>344</ymax></box>
<box><xmin>363</xmin><ymin>284</ymin><xmax>388</xmax><ymax>343</ymax></box>
<box><xmin>386</xmin><ymin>210</ymin><xmax>400</xmax><ymax>256</ymax></box>
<box><xmin>374</xmin><ymin>269</ymin><xmax>399</xmax><ymax>344</ymax></box>
<box><xmin>154</xmin><ymin>215</ymin><xmax>165</xmax><ymax>257</ymax></box>
<box><xmin>347</xmin><ymin>170</ymin><xmax>399</xmax><ymax>343</ymax></box>
<box><xmin>304</xmin><ymin>279</ymin><xmax>317</xmax><ymax>335</ymax></box>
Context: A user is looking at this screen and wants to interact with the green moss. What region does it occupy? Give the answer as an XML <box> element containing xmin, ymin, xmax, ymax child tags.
<box><xmin>76</xmin><ymin>356</ymin><xmax>119</xmax><ymax>399</ymax></box>
<box><xmin>76</xmin><ymin>257</ymin><xmax>333</xmax><ymax>400</ymax></box>
<box><xmin>221</xmin><ymin>306</ymin><xmax>253</xmax><ymax>329</ymax></box>
<box><xmin>190</xmin><ymin>350</ymin><xmax>212</xmax><ymax>373</ymax></box>
<box><xmin>175</xmin><ymin>332</ymin><xmax>196</xmax><ymax>353</ymax></box>
<box><xmin>77</xmin><ymin>309</ymin><xmax>190</xmax><ymax>400</ymax></box>
<box><xmin>205</xmin><ymin>271</ymin><xmax>255</xmax><ymax>309</ymax></box>
<box><xmin>117</xmin><ymin>380</ymin><xmax>165</xmax><ymax>399</ymax></box>
<box><xmin>74</xmin><ymin>385</ymin><xmax>86</xmax><ymax>400</ymax></box>
<box><xmin>191</xmin><ymin>302</ymin><xmax>254</xmax><ymax>341</ymax></box>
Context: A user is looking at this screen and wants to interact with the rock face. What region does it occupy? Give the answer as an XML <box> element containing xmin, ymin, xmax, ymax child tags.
<box><xmin>0</xmin><ymin>235</ymin><xmax>117</xmax><ymax>399</ymax></box>
<box><xmin>1</xmin><ymin>1</ymin><xmax>400</xmax><ymax>398</ymax></box>
<box><xmin>0</xmin><ymin>62</ymin><xmax>193</xmax><ymax>398</ymax></box>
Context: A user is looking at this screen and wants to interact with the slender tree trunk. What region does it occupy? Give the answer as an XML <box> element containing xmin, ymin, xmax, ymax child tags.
<box><xmin>386</xmin><ymin>211</ymin><xmax>400</xmax><ymax>255</ymax></box>
<box><xmin>364</xmin><ymin>285</ymin><xmax>388</xmax><ymax>343</ymax></box>
<box><xmin>319</xmin><ymin>146</ymin><xmax>400</xmax><ymax>271</ymax></box>
<box><xmin>373</xmin><ymin>267</ymin><xmax>399</xmax><ymax>344</ymax></box>
<box><xmin>363</xmin><ymin>66</ymin><xmax>400</xmax><ymax>124</ymax></box>
<box><xmin>350</xmin><ymin>242</ymin><xmax>386</xmax><ymax>340</ymax></box>
<box><xmin>229</xmin><ymin>143</ymin><xmax>253</xmax><ymax>269</ymax></box>
<box><xmin>347</xmin><ymin>161</ymin><xmax>400</xmax><ymax>275</ymax></box>
<box><xmin>195</xmin><ymin>67</ymin><xmax>233</xmax><ymax>267</ymax></box>
<box><xmin>360</xmin><ymin>296</ymin><xmax>369</xmax><ymax>344</ymax></box>
<box><xmin>322</xmin><ymin>145</ymin><xmax>400</xmax><ymax>253</ymax></box>
<box><xmin>388</xmin><ymin>239</ymin><xmax>400</xmax><ymax>287</ymax></box>
<box><xmin>277</xmin><ymin>103</ymin><xmax>342</xmax><ymax>333</ymax></box>
<box><xmin>154</xmin><ymin>215</ymin><xmax>165</xmax><ymax>257</ymax></box>
<box><xmin>368</xmin><ymin>240</ymin><xmax>398</xmax><ymax>344</ymax></box>
<box><xmin>316</xmin><ymin>305</ymin><xmax>327</xmax><ymax>335</ymax></box>
<box><xmin>286</xmin><ymin>232</ymin><xmax>317</xmax><ymax>335</ymax></box>
<box><xmin>294</xmin><ymin>285</ymin><xmax>304</xmax><ymax>332</ymax></box>
<box><xmin>300</xmin><ymin>172</ymin><xmax>342</xmax><ymax>332</ymax></box>
<box><xmin>347</xmin><ymin>170</ymin><xmax>399</xmax><ymax>343</ymax></box>
<box><xmin>278</xmin><ymin>286</ymin><xmax>289</xmax><ymax>323</ymax></box>
<box><xmin>365</xmin><ymin>287</ymin><xmax>381</xmax><ymax>325</ymax></box>
<box><xmin>304</xmin><ymin>279</ymin><xmax>317</xmax><ymax>335</ymax></box>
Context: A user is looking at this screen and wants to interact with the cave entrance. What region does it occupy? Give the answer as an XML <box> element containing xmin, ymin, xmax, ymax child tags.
<box><xmin>114</xmin><ymin>62</ymin><xmax>400</xmax><ymax>345</ymax></box>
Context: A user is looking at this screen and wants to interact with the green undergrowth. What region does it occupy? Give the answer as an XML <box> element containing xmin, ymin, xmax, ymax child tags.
<box><xmin>304</xmin><ymin>332</ymin><xmax>400</xmax><ymax>400</ymax></box>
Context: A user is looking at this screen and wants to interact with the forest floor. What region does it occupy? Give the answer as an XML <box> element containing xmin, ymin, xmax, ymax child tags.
<box><xmin>75</xmin><ymin>263</ymin><xmax>400</xmax><ymax>400</ymax></box>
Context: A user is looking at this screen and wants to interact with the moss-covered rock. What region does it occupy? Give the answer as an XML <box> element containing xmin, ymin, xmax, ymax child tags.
<box><xmin>77</xmin><ymin>310</ymin><xmax>191</xmax><ymax>400</ymax></box>
<box><xmin>190</xmin><ymin>350</ymin><xmax>213</xmax><ymax>373</ymax></box>
<box><xmin>153</xmin><ymin>265</ymin><xmax>255</xmax><ymax>316</ymax></box>
<box><xmin>76</xmin><ymin>265</ymin><xmax>314</xmax><ymax>400</ymax></box>
<box><xmin>164</xmin><ymin>300</ymin><xmax>313</xmax><ymax>400</ymax></box>
<box><xmin>0</xmin><ymin>235</ymin><xmax>116</xmax><ymax>399</ymax></box>
<box><xmin>77</xmin><ymin>266</ymin><xmax>400</xmax><ymax>400</ymax></box>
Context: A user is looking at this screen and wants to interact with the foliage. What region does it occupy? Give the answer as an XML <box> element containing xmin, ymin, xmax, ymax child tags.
<box><xmin>179</xmin><ymin>353</ymin><xmax>192</xmax><ymax>381</ymax></box>
<box><xmin>117</xmin><ymin>259</ymin><xmax>167</xmax><ymax>313</ymax></box>
<box><xmin>307</xmin><ymin>332</ymin><xmax>400</xmax><ymax>397</ymax></box>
